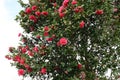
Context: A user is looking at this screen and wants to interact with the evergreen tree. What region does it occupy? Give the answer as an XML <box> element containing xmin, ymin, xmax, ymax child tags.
<box><xmin>6</xmin><ymin>0</ymin><xmax>120</xmax><ymax>80</ymax></box>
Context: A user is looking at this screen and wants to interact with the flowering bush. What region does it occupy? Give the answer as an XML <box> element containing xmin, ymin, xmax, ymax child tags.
<box><xmin>6</xmin><ymin>0</ymin><xmax>120</xmax><ymax>80</ymax></box>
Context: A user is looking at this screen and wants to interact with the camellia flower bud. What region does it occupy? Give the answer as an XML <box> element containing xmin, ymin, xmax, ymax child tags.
<box><xmin>77</xmin><ymin>64</ymin><xmax>82</xmax><ymax>69</ymax></box>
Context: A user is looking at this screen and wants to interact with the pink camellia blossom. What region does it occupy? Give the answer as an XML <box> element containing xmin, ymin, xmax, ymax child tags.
<box><xmin>95</xmin><ymin>9</ymin><xmax>103</xmax><ymax>15</ymax></box>
<box><xmin>40</xmin><ymin>68</ymin><xmax>47</xmax><ymax>74</ymax></box>
<box><xmin>71</xmin><ymin>0</ymin><xmax>77</xmax><ymax>5</ymax></box>
<box><xmin>79</xmin><ymin>21</ymin><xmax>85</xmax><ymax>28</ymax></box>
<box><xmin>32</xmin><ymin>5</ymin><xmax>37</xmax><ymax>11</ymax></box>
<box><xmin>59</xmin><ymin>37</ymin><xmax>68</xmax><ymax>46</ymax></box>
<box><xmin>44</xmin><ymin>26</ymin><xmax>49</xmax><ymax>31</ymax></box>
<box><xmin>58</xmin><ymin>6</ymin><xmax>65</xmax><ymax>13</ymax></box>
<box><xmin>18</xmin><ymin>69</ymin><xmax>25</xmax><ymax>76</ymax></box>
<box><xmin>25</xmin><ymin>7</ymin><xmax>31</xmax><ymax>14</ymax></box>
<box><xmin>35</xmin><ymin>11</ymin><xmax>41</xmax><ymax>16</ymax></box>
<box><xmin>41</xmin><ymin>11</ymin><xmax>48</xmax><ymax>16</ymax></box>
<box><xmin>62</xmin><ymin>0</ymin><xmax>69</xmax><ymax>7</ymax></box>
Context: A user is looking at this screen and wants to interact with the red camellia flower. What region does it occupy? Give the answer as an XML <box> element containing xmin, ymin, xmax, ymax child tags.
<box><xmin>33</xmin><ymin>46</ymin><xmax>39</xmax><ymax>53</ymax></box>
<box><xmin>74</xmin><ymin>6</ymin><xmax>84</xmax><ymax>13</ymax></box>
<box><xmin>28</xmin><ymin>50</ymin><xmax>34</xmax><ymax>56</ymax></box>
<box><xmin>59</xmin><ymin>12</ymin><xmax>65</xmax><ymax>18</ymax></box>
<box><xmin>35</xmin><ymin>11</ymin><xmax>41</xmax><ymax>16</ymax></box>
<box><xmin>40</xmin><ymin>68</ymin><xmax>47</xmax><ymax>74</ymax></box>
<box><xmin>27</xmin><ymin>67</ymin><xmax>33</xmax><ymax>73</ymax></box>
<box><xmin>46</xmin><ymin>37</ymin><xmax>53</xmax><ymax>41</ymax></box>
<box><xmin>44</xmin><ymin>32</ymin><xmax>49</xmax><ymax>36</ymax></box>
<box><xmin>25</xmin><ymin>7</ymin><xmax>32</xmax><ymax>14</ymax></box>
<box><xmin>32</xmin><ymin>5</ymin><xmax>37</xmax><ymax>11</ymax></box>
<box><xmin>77</xmin><ymin>64</ymin><xmax>82</xmax><ymax>69</ymax></box>
<box><xmin>59</xmin><ymin>37</ymin><xmax>68</xmax><ymax>46</ymax></box>
<box><xmin>74</xmin><ymin>8</ymin><xmax>79</xmax><ymax>13</ymax></box>
<box><xmin>44</xmin><ymin>26</ymin><xmax>49</xmax><ymax>31</ymax></box>
<box><xmin>20</xmin><ymin>58</ymin><xmax>25</xmax><ymax>65</ymax></box>
<box><xmin>79</xmin><ymin>21</ymin><xmax>85</xmax><ymax>28</ymax></box>
<box><xmin>21</xmin><ymin>47</ymin><xmax>27</xmax><ymax>53</ymax></box>
<box><xmin>71</xmin><ymin>0</ymin><xmax>77</xmax><ymax>5</ymax></box>
<box><xmin>95</xmin><ymin>9</ymin><xmax>103</xmax><ymax>15</ymax></box>
<box><xmin>29</xmin><ymin>15</ymin><xmax>37</xmax><ymax>22</ymax></box>
<box><xmin>13</xmin><ymin>55</ymin><xmax>21</xmax><ymax>62</ymax></box>
<box><xmin>18</xmin><ymin>69</ymin><xmax>25</xmax><ymax>76</ymax></box>
<box><xmin>41</xmin><ymin>11</ymin><xmax>48</xmax><ymax>16</ymax></box>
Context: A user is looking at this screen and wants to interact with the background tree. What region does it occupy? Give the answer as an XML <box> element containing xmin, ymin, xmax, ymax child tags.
<box><xmin>6</xmin><ymin>0</ymin><xmax>120</xmax><ymax>80</ymax></box>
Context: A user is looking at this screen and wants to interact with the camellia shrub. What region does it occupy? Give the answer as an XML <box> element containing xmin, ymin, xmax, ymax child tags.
<box><xmin>5</xmin><ymin>0</ymin><xmax>120</xmax><ymax>80</ymax></box>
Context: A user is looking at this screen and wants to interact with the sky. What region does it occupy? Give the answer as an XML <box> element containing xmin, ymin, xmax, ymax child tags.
<box><xmin>0</xmin><ymin>0</ymin><xmax>28</xmax><ymax>80</ymax></box>
<box><xmin>0</xmin><ymin>0</ymin><xmax>115</xmax><ymax>80</ymax></box>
